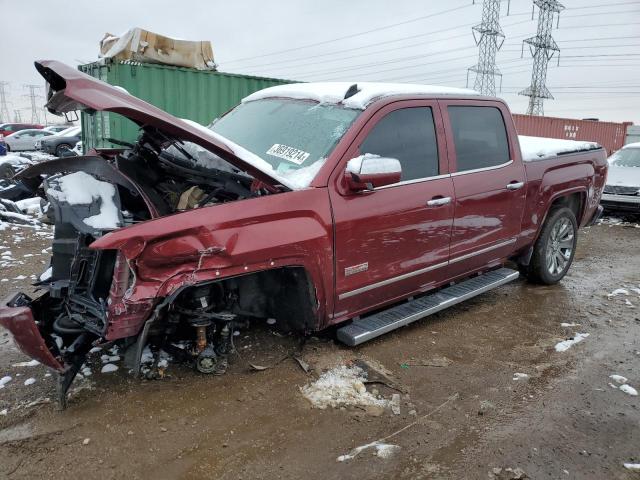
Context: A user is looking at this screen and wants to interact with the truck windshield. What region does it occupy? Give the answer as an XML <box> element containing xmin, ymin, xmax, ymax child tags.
<box><xmin>609</xmin><ymin>148</ymin><xmax>640</xmax><ymax>167</ymax></box>
<box><xmin>209</xmin><ymin>98</ymin><xmax>360</xmax><ymax>187</ymax></box>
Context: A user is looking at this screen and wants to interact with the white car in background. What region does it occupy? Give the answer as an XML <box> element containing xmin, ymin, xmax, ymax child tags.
<box><xmin>43</xmin><ymin>125</ymin><xmax>71</xmax><ymax>134</ymax></box>
<box><xmin>4</xmin><ymin>129</ymin><xmax>54</xmax><ymax>152</ymax></box>
<box><xmin>601</xmin><ymin>142</ymin><xmax>640</xmax><ymax>213</ymax></box>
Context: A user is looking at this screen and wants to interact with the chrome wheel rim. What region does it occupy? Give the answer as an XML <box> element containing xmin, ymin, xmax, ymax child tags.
<box><xmin>546</xmin><ymin>217</ymin><xmax>574</xmax><ymax>276</ymax></box>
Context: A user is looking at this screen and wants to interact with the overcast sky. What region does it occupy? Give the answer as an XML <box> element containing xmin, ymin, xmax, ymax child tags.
<box><xmin>0</xmin><ymin>0</ymin><xmax>639</xmax><ymax>124</ymax></box>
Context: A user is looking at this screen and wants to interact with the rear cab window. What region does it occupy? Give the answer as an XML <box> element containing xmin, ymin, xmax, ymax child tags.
<box><xmin>359</xmin><ymin>107</ymin><xmax>440</xmax><ymax>183</ymax></box>
<box><xmin>447</xmin><ymin>106</ymin><xmax>510</xmax><ymax>172</ymax></box>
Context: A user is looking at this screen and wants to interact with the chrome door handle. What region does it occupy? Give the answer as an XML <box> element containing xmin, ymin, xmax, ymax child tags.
<box><xmin>506</xmin><ymin>181</ymin><xmax>524</xmax><ymax>190</ymax></box>
<box><xmin>427</xmin><ymin>196</ymin><xmax>452</xmax><ymax>206</ymax></box>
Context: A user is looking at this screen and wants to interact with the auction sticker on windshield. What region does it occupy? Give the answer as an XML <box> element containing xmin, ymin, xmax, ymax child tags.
<box><xmin>267</xmin><ymin>144</ymin><xmax>310</xmax><ymax>165</ymax></box>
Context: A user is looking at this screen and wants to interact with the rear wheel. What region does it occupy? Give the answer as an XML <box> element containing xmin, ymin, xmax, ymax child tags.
<box><xmin>522</xmin><ymin>207</ymin><xmax>578</xmax><ymax>285</ymax></box>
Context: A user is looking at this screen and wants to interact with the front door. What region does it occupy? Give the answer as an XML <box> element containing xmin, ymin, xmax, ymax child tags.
<box><xmin>440</xmin><ymin>101</ymin><xmax>526</xmax><ymax>277</ymax></box>
<box><xmin>329</xmin><ymin>100</ymin><xmax>455</xmax><ymax>324</ymax></box>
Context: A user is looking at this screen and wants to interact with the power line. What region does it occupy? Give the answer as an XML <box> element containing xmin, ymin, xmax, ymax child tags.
<box><xmin>223</xmin><ymin>3</ymin><xmax>474</xmax><ymax>64</ymax></box>
<box><xmin>224</xmin><ymin>1</ymin><xmax>640</xmax><ymax>68</ymax></box>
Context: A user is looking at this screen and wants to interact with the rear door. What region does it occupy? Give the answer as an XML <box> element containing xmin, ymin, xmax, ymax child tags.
<box><xmin>330</xmin><ymin>100</ymin><xmax>455</xmax><ymax>323</ymax></box>
<box><xmin>440</xmin><ymin>101</ymin><xmax>526</xmax><ymax>276</ymax></box>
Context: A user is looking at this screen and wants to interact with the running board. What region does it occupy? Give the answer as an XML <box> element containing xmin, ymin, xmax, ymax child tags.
<box><xmin>336</xmin><ymin>267</ymin><xmax>519</xmax><ymax>346</ymax></box>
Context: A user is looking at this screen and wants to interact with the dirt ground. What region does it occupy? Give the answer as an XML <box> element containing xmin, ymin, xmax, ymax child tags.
<box><xmin>0</xmin><ymin>216</ymin><xmax>639</xmax><ymax>480</ymax></box>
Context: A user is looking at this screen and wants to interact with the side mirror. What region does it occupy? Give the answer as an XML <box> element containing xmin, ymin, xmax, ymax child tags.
<box><xmin>345</xmin><ymin>154</ymin><xmax>401</xmax><ymax>192</ymax></box>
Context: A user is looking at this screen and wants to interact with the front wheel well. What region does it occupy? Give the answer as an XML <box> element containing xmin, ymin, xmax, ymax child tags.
<box><xmin>172</xmin><ymin>267</ymin><xmax>318</xmax><ymax>333</ymax></box>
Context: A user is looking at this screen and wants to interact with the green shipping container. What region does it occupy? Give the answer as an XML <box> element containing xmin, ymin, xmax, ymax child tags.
<box><xmin>78</xmin><ymin>59</ymin><xmax>292</xmax><ymax>150</ymax></box>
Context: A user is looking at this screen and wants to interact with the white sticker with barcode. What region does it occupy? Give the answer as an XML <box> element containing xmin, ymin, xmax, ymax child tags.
<box><xmin>266</xmin><ymin>144</ymin><xmax>310</xmax><ymax>165</ymax></box>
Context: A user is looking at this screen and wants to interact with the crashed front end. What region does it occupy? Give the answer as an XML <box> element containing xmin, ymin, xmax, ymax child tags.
<box><xmin>0</xmin><ymin>61</ymin><xmax>299</xmax><ymax>408</ymax></box>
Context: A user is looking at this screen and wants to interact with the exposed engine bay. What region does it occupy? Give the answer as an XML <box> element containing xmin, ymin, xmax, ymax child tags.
<box><xmin>9</xmin><ymin>127</ymin><xmax>316</xmax><ymax>408</ymax></box>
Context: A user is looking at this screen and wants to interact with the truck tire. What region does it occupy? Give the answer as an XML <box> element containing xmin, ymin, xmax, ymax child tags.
<box><xmin>523</xmin><ymin>207</ymin><xmax>578</xmax><ymax>285</ymax></box>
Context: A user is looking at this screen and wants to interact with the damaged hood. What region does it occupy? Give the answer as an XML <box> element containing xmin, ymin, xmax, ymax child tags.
<box><xmin>35</xmin><ymin>60</ymin><xmax>289</xmax><ymax>190</ymax></box>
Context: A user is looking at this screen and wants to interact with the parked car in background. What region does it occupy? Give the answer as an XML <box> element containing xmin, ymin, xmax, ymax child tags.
<box><xmin>44</xmin><ymin>125</ymin><xmax>72</xmax><ymax>134</ymax></box>
<box><xmin>0</xmin><ymin>123</ymin><xmax>43</xmax><ymax>138</ymax></box>
<box><xmin>0</xmin><ymin>137</ymin><xmax>6</xmax><ymax>156</ymax></box>
<box><xmin>38</xmin><ymin>125</ymin><xmax>81</xmax><ymax>156</ymax></box>
<box><xmin>601</xmin><ymin>142</ymin><xmax>640</xmax><ymax>213</ymax></box>
<box><xmin>4</xmin><ymin>128</ymin><xmax>54</xmax><ymax>151</ymax></box>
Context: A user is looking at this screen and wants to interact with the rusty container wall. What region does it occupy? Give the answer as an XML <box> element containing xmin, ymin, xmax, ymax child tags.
<box><xmin>513</xmin><ymin>114</ymin><xmax>633</xmax><ymax>156</ymax></box>
<box><xmin>79</xmin><ymin>59</ymin><xmax>292</xmax><ymax>151</ymax></box>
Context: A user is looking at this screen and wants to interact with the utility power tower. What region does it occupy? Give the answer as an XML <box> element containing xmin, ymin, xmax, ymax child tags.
<box><xmin>13</xmin><ymin>109</ymin><xmax>22</xmax><ymax>123</ymax></box>
<box><xmin>0</xmin><ymin>82</ymin><xmax>10</xmax><ymax>123</ymax></box>
<box><xmin>467</xmin><ymin>0</ymin><xmax>508</xmax><ymax>96</ymax></box>
<box><xmin>519</xmin><ymin>0</ymin><xmax>564</xmax><ymax>116</ymax></box>
<box><xmin>23</xmin><ymin>84</ymin><xmax>43</xmax><ymax>124</ymax></box>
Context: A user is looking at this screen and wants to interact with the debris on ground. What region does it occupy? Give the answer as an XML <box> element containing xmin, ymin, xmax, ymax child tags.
<box><xmin>488</xmin><ymin>466</ymin><xmax>529</xmax><ymax>479</ymax></box>
<box><xmin>337</xmin><ymin>441</ymin><xmax>401</xmax><ymax>462</ymax></box>
<box><xmin>301</xmin><ymin>365</ymin><xmax>389</xmax><ymax>410</ymax></box>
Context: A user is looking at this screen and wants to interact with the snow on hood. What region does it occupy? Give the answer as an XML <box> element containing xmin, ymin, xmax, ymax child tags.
<box><xmin>242</xmin><ymin>82</ymin><xmax>479</xmax><ymax>110</ymax></box>
<box><xmin>518</xmin><ymin>135</ymin><xmax>601</xmax><ymax>161</ymax></box>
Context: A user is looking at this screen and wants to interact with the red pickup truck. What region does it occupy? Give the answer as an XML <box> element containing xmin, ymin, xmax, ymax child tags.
<box><xmin>0</xmin><ymin>61</ymin><xmax>607</xmax><ymax>406</ymax></box>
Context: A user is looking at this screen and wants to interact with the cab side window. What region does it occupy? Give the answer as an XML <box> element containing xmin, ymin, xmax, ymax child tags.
<box><xmin>448</xmin><ymin>106</ymin><xmax>510</xmax><ymax>172</ymax></box>
<box><xmin>360</xmin><ymin>107</ymin><xmax>439</xmax><ymax>182</ymax></box>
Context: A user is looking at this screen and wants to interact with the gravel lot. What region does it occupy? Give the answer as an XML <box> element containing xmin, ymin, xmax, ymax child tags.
<box><xmin>0</xmin><ymin>216</ymin><xmax>639</xmax><ymax>479</ymax></box>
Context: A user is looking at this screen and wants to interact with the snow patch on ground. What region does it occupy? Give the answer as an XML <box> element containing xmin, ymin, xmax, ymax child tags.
<box><xmin>337</xmin><ymin>441</ymin><xmax>401</xmax><ymax>462</ymax></box>
<box><xmin>554</xmin><ymin>333</ymin><xmax>589</xmax><ymax>352</ymax></box>
<box><xmin>512</xmin><ymin>373</ymin><xmax>529</xmax><ymax>381</ymax></box>
<box><xmin>624</xmin><ymin>463</ymin><xmax>640</xmax><ymax>471</ymax></box>
<box><xmin>560</xmin><ymin>322</ymin><xmax>580</xmax><ymax>327</ymax></box>
<box><xmin>301</xmin><ymin>365</ymin><xmax>389</xmax><ymax>410</ymax></box>
<box><xmin>619</xmin><ymin>384</ymin><xmax>638</xmax><ymax>396</ymax></box>
<box><xmin>23</xmin><ymin>378</ymin><xmax>36</xmax><ymax>386</ymax></box>
<box><xmin>610</xmin><ymin>374</ymin><xmax>628</xmax><ymax>384</ymax></box>
<box><xmin>12</xmin><ymin>359</ymin><xmax>39</xmax><ymax>367</ymax></box>
<box><xmin>101</xmin><ymin>364</ymin><xmax>118</xmax><ymax>373</ymax></box>
<box><xmin>608</xmin><ymin>288</ymin><xmax>629</xmax><ymax>298</ymax></box>
<box><xmin>0</xmin><ymin>375</ymin><xmax>12</xmax><ymax>388</ymax></box>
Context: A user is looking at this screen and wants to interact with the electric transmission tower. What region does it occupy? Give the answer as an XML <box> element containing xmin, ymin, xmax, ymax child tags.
<box><xmin>519</xmin><ymin>0</ymin><xmax>564</xmax><ymax>116</ymax></box>
<box><xmin>467</xmin><ymin>0</ymin><xmax>508</xmax><ymax>96</ymax></box>
<box><xmin>23</xmin><ymin>84</ymin><xmax>43</xmax><ymax>124</ymax></box>
<box><xmin>0</xmin><ymin>82</ymin><xmax>10</xmax><ymax>123</ymax></box>
<box><xmin>13</xmin><ymin>109</ymin><xmax>22</xmax><ymax>123</ymax></box>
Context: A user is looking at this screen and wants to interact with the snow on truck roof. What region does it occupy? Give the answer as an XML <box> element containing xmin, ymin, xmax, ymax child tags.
<box><xmin>242</xmin><ymin>82</ymin><xmax>480</xmax><ymax>110</ymax></box>
<box><xmin>518</xmin><ymin>135</ymin><xmax>601</xmax><ymax>161</ymax></box>
<box><xmin>622</xmin><ymin>142</ymin><xmax>640</xmax><ymax>149</ymax></box>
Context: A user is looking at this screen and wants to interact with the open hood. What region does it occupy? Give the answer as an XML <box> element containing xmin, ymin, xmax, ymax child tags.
<box><xmin>35</xmin><ymin>60</ymin><xmax>288</xmax><ymax>190</ymax></box>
